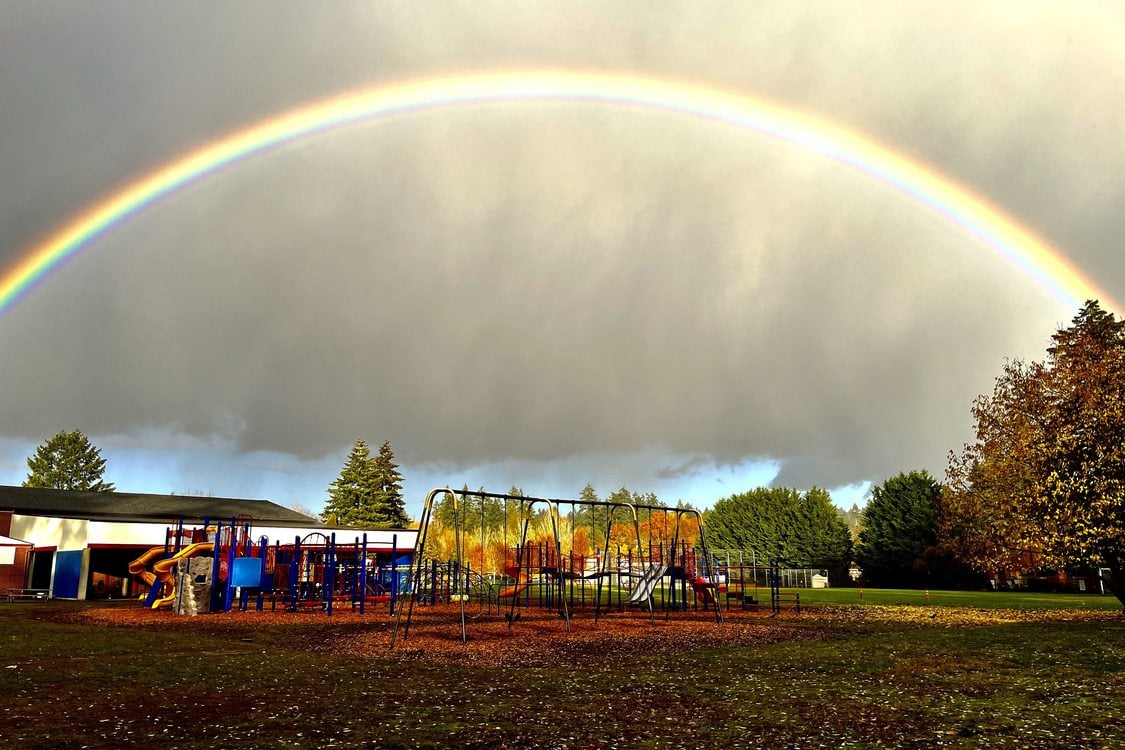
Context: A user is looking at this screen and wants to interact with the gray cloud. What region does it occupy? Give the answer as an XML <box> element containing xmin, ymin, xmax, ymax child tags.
<box><xmin>1</xmin><ymin>3</ymin><xmax>1122</xmax><ymax>502</ymax></box>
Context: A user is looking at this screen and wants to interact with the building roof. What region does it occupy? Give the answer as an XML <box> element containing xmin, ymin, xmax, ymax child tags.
<box><xmin>0</xmin><ymin>485</ymin><xmax>316</xmax><ymax>526</ymax></box>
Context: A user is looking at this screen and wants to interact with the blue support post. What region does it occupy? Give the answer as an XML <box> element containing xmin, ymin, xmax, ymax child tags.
<box><xmin>359</xmin><ymin>533</ymin><xmax>368</xmax><ymax>615</ymax></box>
<box><xmin>351</xmin><ymin>538</ymin><xmax>359</xmax><ymax>609</ymax></box>
<box><xmin>326</xmin><ymin>533</ymin><xmax>336</xmax><ymax>616</ymax></box>
<box><xmin>430</xmin><ymin>559</ymin><xmax>437</xmax><ymax>605</ymax></box>
<box><xmin>390</xmin><ymin>534</ymin><xmax>397</xmax><ymax>615</ymax></box>
<box><xmin>288</xmin><ymin>536</ymin><xmax>300</xmax><ymax>611</ymax></box>
<box><xmin>256</xmin><ymin>535</ymin><xmax>266</xmax><ymax>612</ymax></box>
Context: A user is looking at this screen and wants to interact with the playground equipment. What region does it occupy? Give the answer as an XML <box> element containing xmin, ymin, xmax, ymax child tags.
<box><xmin>150</xmin><ymin>542</ymin><xmax>214</xmax><ymax>608</ymax></box>
<box><xmin>391</xmin><ymin>488</ymin><xmax>724</xmax><ymax>648</ymax></box>
<box><xmin>701</xmin><ymin>550</ymin><xmax>818</xmax><ymax>613</ymax></box>
<box><xmin>126</xmin><ymin>546</ymin><xmax>166</xmax><ymax>596</ymax></box>
<box><xmin>127</xmin><ymin>518</ymin><xmax>413</xmax><ymax>615</ymax></box>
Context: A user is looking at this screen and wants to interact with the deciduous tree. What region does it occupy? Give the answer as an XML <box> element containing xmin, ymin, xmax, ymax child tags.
<box><xmin>944</xmin><ymin>301</ymin><xmax>1125</xmax><ymax>610</ymax></box>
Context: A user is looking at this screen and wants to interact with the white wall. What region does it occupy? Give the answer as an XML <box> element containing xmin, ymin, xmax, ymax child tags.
<box><xmin>10</xmin><ymin>515</ymin><xmax>89</xmax><ymax>551</ymax></box>
<box><xmin>87</xmin><ymin>521</ymin><xmax>171</xmax><ymax>547</ymax></box>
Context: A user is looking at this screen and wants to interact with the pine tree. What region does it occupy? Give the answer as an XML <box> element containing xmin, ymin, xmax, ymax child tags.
<box><xmin>325</xmin><ymin>439</ymin><xmax>408</xmax><ymax>528</ymax></box>
<box><xmin>24</xmin><ymin>430</ymin><xmax>115</xmax><ymax>492</ymax></box>
<box><xmin>370</xmin><ymin>440</ymin><xmax>409</xmax><ymax>528</ymax></box>
<box><xmin>324</xmin><ymin>439</ymin><xmax>378</xmax><ymax>527</ymax></box>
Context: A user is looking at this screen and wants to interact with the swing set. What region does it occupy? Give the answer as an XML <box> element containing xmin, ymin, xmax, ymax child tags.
<box><xmin>392</xmin><ymin>487</ymin><xmax>723</xmax><ymax>648</ymax></box>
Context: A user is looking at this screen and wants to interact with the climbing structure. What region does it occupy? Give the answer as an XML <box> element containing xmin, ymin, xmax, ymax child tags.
<box><xmin>127</xmin><ymin>518</ymin><xmax>412</xmax><ymax>615</ymax></box>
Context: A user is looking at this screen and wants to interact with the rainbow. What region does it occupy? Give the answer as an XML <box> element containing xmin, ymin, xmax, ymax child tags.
<box><xmin>1</xmin><ymin>71</ymin><xmax>1117</xmax><ymax>317</ymax></box>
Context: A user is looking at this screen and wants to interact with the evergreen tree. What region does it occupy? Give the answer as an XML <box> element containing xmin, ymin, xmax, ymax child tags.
<box><xmin>432</xmin><ymin>489</ymin><xmax>458</xmax><ymax>529</ymax></box>
<box><xmin>324</xmin><ymin>440</ymin><xmax>378</xmax><ymax>526</ymax></box>
<box><xmin>371</xmin><ymin>440</ymin><xmax>409</xmax><ymax>528</ymax></box>
<box><xmin>480</xmin><ymin>488</ymin><xmax>505</xmax><ymax>531</ymax></box>
<box><xmin>504</xmin><ymin>486</ymin><xmax>525</xmax><ymax>541</ymax></box>
<box><xmin>24</xmin><ymin>430</ymin><xmax>115</xmax><ymax>492</ymax></box>
<box><xmin>839</xmin><ymin>503</ymin><xmax>865</xmax><ymax>543</ymax></box>
<box><xmin>575</xmin><ymin>483</ymin><xmax>604</xmax><ymax>547</ymax></box>
<box><xmin>705</xmin><ymin>487</ymin><xmax>801</xmax><ymax>561</ymax></box>
<box><xmin>793</xmin><ymin>487</ymin><xmax>853</xmax><ymax>581</ymax></box>
<box><xmin>324</xmin><ymin>439</ymin><xmax>408</xmax><ymax>528</ymax></box>
<box><xmin>856</xmin><ymin>471</ymin><xmax>941</xmax><ymax>587</ymax></box>
<box><xmin>443</xmin><ymin>484</ymin><xmax>482</xmax><ymax>535</ymax></box>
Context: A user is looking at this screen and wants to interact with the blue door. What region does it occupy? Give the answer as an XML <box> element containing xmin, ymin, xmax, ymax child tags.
<box><xmin>52</xmin><ymin>550</ymin><xmax>84</xmax><ymax>599</ymax></box>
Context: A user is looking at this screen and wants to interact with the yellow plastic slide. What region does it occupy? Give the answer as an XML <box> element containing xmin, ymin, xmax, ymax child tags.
<box><xmin>127</xmin><ymin>546</ymin><xmax>166</xmax><ymax>590</ymax></box>
<box><xmin>149</xmin><ymin>542</ymin><xmax>215</xmax><ymax>609</ymax></box>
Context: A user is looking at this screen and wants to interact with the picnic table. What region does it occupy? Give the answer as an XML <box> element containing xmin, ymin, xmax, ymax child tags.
<box><xmin>5</xmin><ymin>588</ymin><xmax>49</xmax><ymax>602</ymax></box>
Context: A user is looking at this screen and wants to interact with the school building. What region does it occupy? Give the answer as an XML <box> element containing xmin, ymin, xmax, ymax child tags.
<box><xmin>0</xmin><ymin>485</ymin><xmax>416</xmax><ymax>600</ymax></box>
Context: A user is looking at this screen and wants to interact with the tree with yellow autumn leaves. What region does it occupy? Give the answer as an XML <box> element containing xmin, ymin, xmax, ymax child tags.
<box><xmin>943</xmin><ymin>301</ymin><xmax>1125</xmax><ymax>611</ymax></box>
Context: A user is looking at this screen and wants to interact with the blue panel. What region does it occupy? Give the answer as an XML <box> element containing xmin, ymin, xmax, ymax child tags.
<box><xmin>53</xmin><ymin>550</ymin><xmax>83</xmax><ymax>599</ymax></box>
<box><xmin>231</xmin><ymin>557</ymin><xmax>264</xmax><ymax>588</ymax></box>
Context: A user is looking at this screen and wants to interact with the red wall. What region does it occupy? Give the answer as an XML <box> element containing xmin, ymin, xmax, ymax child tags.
<box><xmin>0</xmin><ymin>547</ymin><xmax>31</xmax><ymax>591</ymax></box>
<box><xmin>0</xmin><ymin>512</ymin><xmax>30</xmax><ymax>590</ymax></box>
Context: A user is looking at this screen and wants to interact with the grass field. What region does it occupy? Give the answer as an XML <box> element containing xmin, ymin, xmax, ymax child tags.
<box><xmin>0</xmin><ymin>590</ymin><xmax>1121</xmax><ymax>749</ymax></box>
<box><xmin>791</xmin><ymin>586</ymin><xmax>1124</xmax><ymax>611</ymax></box>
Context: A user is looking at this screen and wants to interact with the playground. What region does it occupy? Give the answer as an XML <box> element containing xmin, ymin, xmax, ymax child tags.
<box><xmin>5</xmin><ymin>487</ymin><xmax>1122</xmax><ymax>747</ymax></box>
<box><xmin>116</xmin><ymin>488</ymin><xmax>786</xmax><ymax>639</ymax></box>
<box><xmin>123</xmin><ymin>516</ymin><xmax>413</xmax><ymax>616</ymax></box>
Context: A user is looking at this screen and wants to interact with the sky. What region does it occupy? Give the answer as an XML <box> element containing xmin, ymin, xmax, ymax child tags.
<box><xmin>1</xmin><ymin>3</ymin><xmax>1123</xmax><ymax>519</ymax></box>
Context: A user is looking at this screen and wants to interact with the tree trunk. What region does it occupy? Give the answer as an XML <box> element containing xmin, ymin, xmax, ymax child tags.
<box><xmin>1108</xmin><ymin>563</ymin><xmax>1125</xmax><ymax>614</ymax></box>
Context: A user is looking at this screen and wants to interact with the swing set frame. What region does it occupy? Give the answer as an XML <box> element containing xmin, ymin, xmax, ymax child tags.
<box><xmin>392</xmin><ymin>487</ymin><xmax>723</xmax><ymax>648</ymax></box>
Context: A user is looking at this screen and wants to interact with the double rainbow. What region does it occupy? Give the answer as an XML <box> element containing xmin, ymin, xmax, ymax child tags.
<box><xmin>0</xmin><ymin>71</ymin><xmax>1116</xmax><ymax>317</ymax></box>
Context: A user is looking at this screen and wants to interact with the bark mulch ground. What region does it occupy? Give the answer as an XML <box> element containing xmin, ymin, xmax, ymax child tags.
<box><xmin>51</xmin><ymin>601</ymin><xmax>1115</xmax><ymax>668</ymax></box>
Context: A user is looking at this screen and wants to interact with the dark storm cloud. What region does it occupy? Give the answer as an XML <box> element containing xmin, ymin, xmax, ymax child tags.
<box><xmin>1</xmin><ymin>3</ymin><xmax>1122</xmax><ymax>498</ymax></box>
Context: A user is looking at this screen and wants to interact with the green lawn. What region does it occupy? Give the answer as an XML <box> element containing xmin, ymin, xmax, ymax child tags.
<box><xmin>790</xmin><ymin>586</ymin><xmax>1124</xmax><ymax>611</ymax></box>
<box><xmin>0</xmin><ymin>597</ymin><xmax>1121</xmax><ymax>748</ymax></box>
<box><xmin>500</xmin><ymin>582</ymin><xmax>1124</xmax><ymax>612</ymax></box>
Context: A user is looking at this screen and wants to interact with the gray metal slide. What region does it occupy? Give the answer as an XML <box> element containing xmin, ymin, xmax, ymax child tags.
<box><xmin>625</xmin><ymin>563</ymin><xmax>667</xmax><ymax>605</ymax></box>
